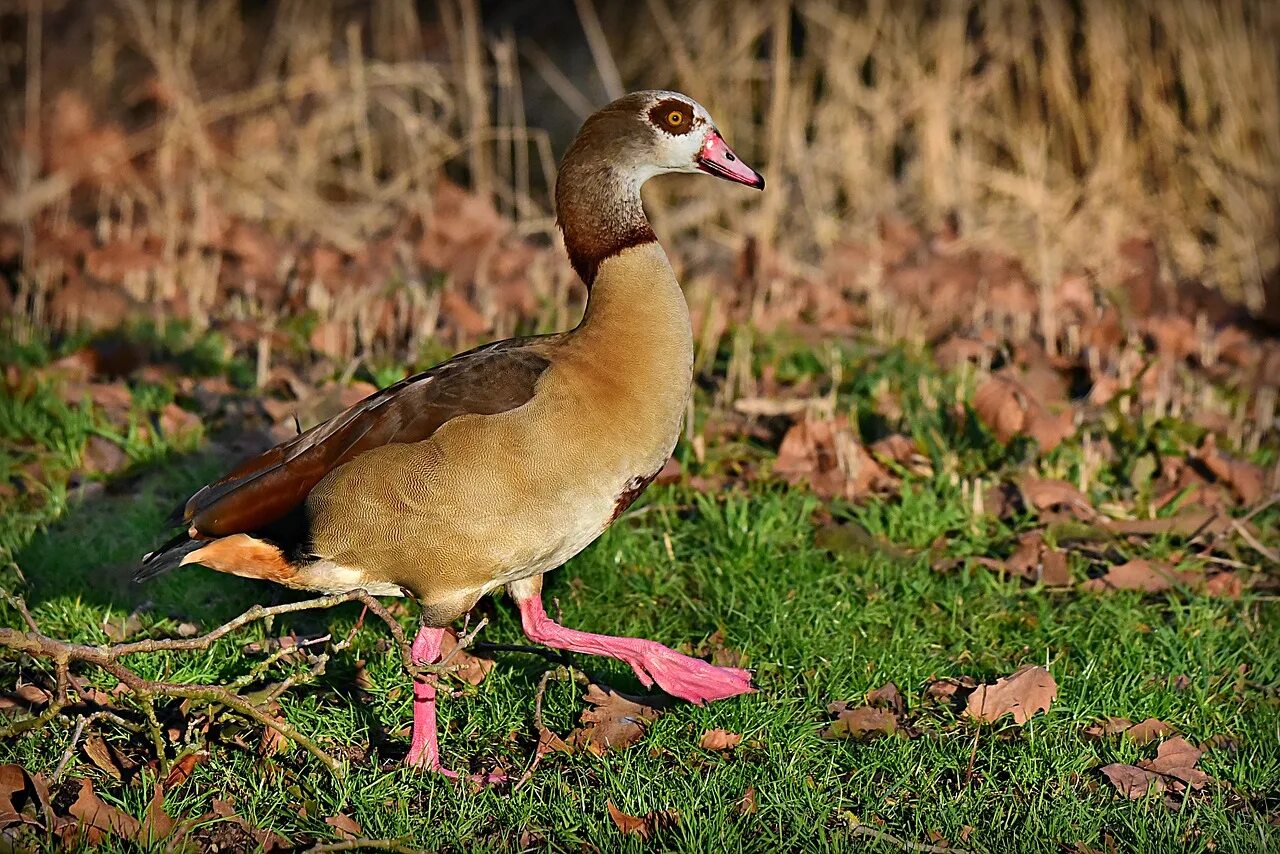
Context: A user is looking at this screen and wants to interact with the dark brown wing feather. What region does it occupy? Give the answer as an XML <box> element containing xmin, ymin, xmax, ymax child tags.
<box><xmin>182</xmin><ymin>337</ymin><xmax>552</xmax><ymax>538</ymax></box>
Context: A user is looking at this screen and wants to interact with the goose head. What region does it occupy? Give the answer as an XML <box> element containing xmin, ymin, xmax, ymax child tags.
<box><xmin>560</xmin><ymin>90</ymin><xmax>764</xmax><ymax>191</ymax></box>
<box><xmin>556</xmin><ymin>90</ymin><xmax>763</xmax><ymax>285</ymax></box>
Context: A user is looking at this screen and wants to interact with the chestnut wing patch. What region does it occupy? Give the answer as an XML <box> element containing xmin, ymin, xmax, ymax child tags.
<box><xmin>181</xmin><ymin>338</ymin><xmax>552</xmax><ymax>538</ymax></box>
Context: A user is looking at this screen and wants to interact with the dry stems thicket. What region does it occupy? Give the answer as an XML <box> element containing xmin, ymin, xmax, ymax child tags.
<box><xmin>1</xmin><ymin>0</ymin><xmax>1277</xmax><ymax>367</ymax></box>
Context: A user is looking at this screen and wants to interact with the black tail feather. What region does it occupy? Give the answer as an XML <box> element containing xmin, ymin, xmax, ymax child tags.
<box><xmin>135</xmin><ymin>530</ymin><xmax>201</xmax><ymax>582</ymax></box>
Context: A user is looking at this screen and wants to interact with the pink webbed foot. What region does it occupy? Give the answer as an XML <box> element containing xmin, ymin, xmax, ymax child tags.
<box><xmin>516</xmin><ymin>596</ymin><xmax>754</xmax><ymax>704</ymax></box>
<box><xmin>405</xmin><ymin>625</ymin><xmax>506</xmax><ymax>784</ymax></box>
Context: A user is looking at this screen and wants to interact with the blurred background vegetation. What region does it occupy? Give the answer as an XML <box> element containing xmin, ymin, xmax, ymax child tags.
<box><xmin>2</xmin><ymin>0</ymin><xmax>1277</xmax><ymax>357</ymax></box>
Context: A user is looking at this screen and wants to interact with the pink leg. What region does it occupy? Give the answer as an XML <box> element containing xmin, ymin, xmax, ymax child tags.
<box><xmin>405</xmin><ymin>625</ymin><xmax>504</xmax><ymax>783</ymax></box>
<box><xmin>516</xmin><ymin>596</ymin><xmax>754</xmax><ymax>704</ymax></box>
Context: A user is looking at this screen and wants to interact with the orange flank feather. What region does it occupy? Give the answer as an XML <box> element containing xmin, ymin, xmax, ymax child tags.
<box><xmin>181</xmin><ymin>535</ymin><xmax>299</xmax><ymax>585</ymax></box>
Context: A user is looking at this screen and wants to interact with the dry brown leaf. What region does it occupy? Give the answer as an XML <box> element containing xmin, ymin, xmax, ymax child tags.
<box><xmin>605</xmin><ymin>800</ymin><xmax>679</xmax><ymax>841</ymax></box>
<box><xmin>606</xmin><ymin>800</ymin><xmax>649</xmax><ymax>838</ymax></box>
<box><xmin>0</xmin><ymin>682</ymin><xmax>52</xmax><ymax>712</ymax></box>
<box><xmin>157</xmin><ymin>403</ymin><xmax>202</xmax><ymax>439</ymax></box>
<box><xmin>1003</xmin><ymin>531</ymin><xmax>1072</xmax><ymax>586</ymax></box>
<box><xmin>1204</xmin><ymin>571</ymin><xmax>1245</xmax><ymax>599</ymax></box>
<box><xmin>654</xmin><ymin>455</ymin><xmax>682</xmax><ymax>485</ymax></box>
<box><xmin>139</xmin><ymin>785</ymin><xmax>175</xmax><ymax>844</ymax></box>
<box><xmin>324</xmin><ymin>813</ymin><xmax>364</xmax><ymax>839</ymax></box>
<box><xmin>699</xmin><ymin>729</ymin><xmax>742</xmax><ymax>751</ymax></box>
<box><xmin>965</xmin><ymin>666</ymin><xmax>1056</xmax><ymax>725</ymax></box>
<box><xmin>439</xmin><ymin>629</ymin><xmax>495</xmax><ymax>686</ymax></box>
<box><xmin>865</xmin><ymin>682</ymin><xmax>906</xmax><ymax>716</ymax></box>
<box><xmin>569</xmin><ymin>685</ymin><xmax>661</xmax><ymax>755</ymax></box>
<box><xmin>974</xmin><ymin>372</ymin><xmax>1075</xmax><ymax>452</ymax></box>
<box><xmin>258</xmin><ymin>711</ymin><xmax>289</xmax><ymax>756</ymax></box>
<box><xmin>100</xmin><ymin>610</ymin><xmax>144</xmax><ymax>643</ymax></box>
<box><xmin>0</xmin><ymin>764</ymin><xmax>27</xmax><ymax>826</ymax></box>
<box><xmin>1140</xmin><ymin>736</ymin><xmax>1210</xmax><ymax>789</ymax></box>
<box><xmin>1084</xmin><ymin>716</ymin><xmax>1176</xmax><ymax>744</ymax></box>
<box><xmin>1193</xmin><ymin>435</ymin><xmax>1265</xmax><ymax>506</ymax></box>
<box><xmin>161</xmin><ymin>751</ymin><xmax>206</xmax><ymax>788</ymax></box>
<box><xmin>1083</xmin><ymin>717</ymin><xmax>1135</xmax><ymax>739</ymax></box>
<box><xmin>774</xmin><ymin>416</ymin><xmax>896</xmax><ymax>500</ymax></box>
<box><xmin>535</xmin><ymin>726</ymin><xmax>574</xmax><ymax>756</ymax></box>
<box><xmin>737</xmin><ymin>786</ymin><xmax>758</xmax><ymax>816</ymax></box>
<box><xmin>82</xmin><ymin>735</ymin><xmax>125</xmax><ymax>781</ymax></box>
<box><xmin>869</xmin><ymin>434</ymin><xmax>933</xmax><ymax>476</ymax></box>
<box><xmin>69</xmin><ymin>778</ymin><xmax>141</xmax><ymax>842</ymax></box>
<box><xmin>1082</xmin><ymin>560</ymin><xmax>1196</xmax><ymax>593</ymax></box>
<box><xmin>1102</xmin><ymin>735</ymin><xmax>1213</xmax><ymax>800</ymax></box>
<box><xmin>1019</xmin><ymin>478</ymin><xmax>1095</xmax><ymax>519</ymax></box>
<box><xmin>1127</xmin><ymin>718</ymin><xmax>1178</xmax><ymax>745</ymax></box>
<box><xmin>80</xmin><ymin>436</ymin><xmax>128</xmax><ymax>477</ymax></box>
<box><xmin>824</xmin><ymin>703</ymin><xmax>898</xmax><ymax>739</ymax></box>
<box><xmin>1101</xmin><ymin>763</ymin><xmax>1166</xmax><ymax>799</ymax></box>
<box><xmin>923</xmin><ymin>675</ymin><xmax>977</xmax><ymax>704</ymax></box>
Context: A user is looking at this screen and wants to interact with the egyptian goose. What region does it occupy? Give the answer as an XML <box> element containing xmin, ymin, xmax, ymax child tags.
<box><xmin>139</xmin><ymin>90</ymin><xmax>764</xmax><ymax>778</ymax></box>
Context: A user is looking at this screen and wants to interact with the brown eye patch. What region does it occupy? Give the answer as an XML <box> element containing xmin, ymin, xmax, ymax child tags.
<box><xmin>648</xmin><ymin>98</ymin><xmax>694</xmax><ymax>135</ymax></box>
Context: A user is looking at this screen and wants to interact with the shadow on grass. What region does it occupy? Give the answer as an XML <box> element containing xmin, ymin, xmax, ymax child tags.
<box><xmin>15</xmin><ymin>430</ymin><xmax>301</xmax><ymax>625</ymax></box>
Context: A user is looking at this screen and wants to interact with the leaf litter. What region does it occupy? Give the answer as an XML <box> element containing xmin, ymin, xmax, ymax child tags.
<box><xmin>1101</xmin><ymin>736</ymin><xmax>1215</xmax><ymax>802</ymax></box>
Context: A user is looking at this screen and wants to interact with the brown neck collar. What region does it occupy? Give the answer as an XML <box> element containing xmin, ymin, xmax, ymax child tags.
<box><xmin>555</xmin><ymin>155</ymin><xmax>657</xmax><ymax>289</ymax></box>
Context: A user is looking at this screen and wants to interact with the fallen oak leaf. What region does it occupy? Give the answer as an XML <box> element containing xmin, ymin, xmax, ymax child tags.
<box><xmin>439</xmin><ymin>628</ymin><xmax>495</xmax><ymax>686</ymax></box>
<box><xmin>974</xmin><ymin>372</ymin><xmax>1075</xmax><ymax>452</ymax></box>
<box><xmin>1204</xmin><ymin>571</ymin><xmax>1245</xmax><ymax>599</ymax></box>
<box><xmin>161</xmin><ymin>751</ymin><xmax>207</xmax><ymax>788</ymax></box>
<box><xmin>1193</xmin><ymin>435</ymin><xmax>1265</xmax><ymax>506</ymax></box>
<box><xmin>1018</xmin><ymin>477</ymin><xmax>1096</xmax><ymax>520</ymax></box>
<box><xmin>535</xmin><ymin>725</ymin><xmax>574</xmax><ymax>756</ymax></box>
<box><xmin>1101</xmin><ymin>763</ymin><xmax>1166</xmax><ymax>799</ymax></box>
<box><xmin>1083</xmin><ymin>717</ymin><xmax>1134</xmax><ymax>739</ymax></box>
<box><xmin>605</xmin><ymin>800</ymin><xmax>679</xmax><ymax>840</ymax></box>
<box><xmin>324</xmin><ymin>812</ymin><xmax>364</xmax><ymax>839</ymax></box>
<box><xmin>965</xmin><ymin>665</ymin><xmax>1056</xmax><ymax>725</ymax></box>
<box><xmin>0</xmin><ymin>682</ymin><xmax>52</xmax><ymax>712</ymax></box>
<box><xmin>1139</xmin><ymin>736</ymin><xmax>1210</xmax><ymax>789</ymax></box>
<box><xmin>68</xmin><ymin>778</ymin><xmax>141</xmax><ymax>842</ymax></box>
<box><xmin>606</xmin><ymin>800</ymin><xmax>648</xmax><ymax>838</ymax></box>
<box><xmin>865</xmin><ymin>682</ymin><xmax>906</xmax><ymax>716</ymax></box>
<box><xmin>82</xmin><ymin>734</ymin><xmax>127</xmax><ymax>781</ymax></box>
<box><xmin>1082</xmin><ymin>560</ymin><xmax>1197</xmax><ymax>593</ymax></box>
<box><xmin>699</xmin><ymin>729</ymin><xmax>742</xmax><ymax>751</ymax></box>
<box><xmin>139</xmin><ymin>785</ymin><xmax>175</xmax><ymax>845</ymax></box>
<box><xmin>824</xmin><ymin>703</ymin><xmax>898</xmax><ymax>739</ymax></box>
<box><xmin>1083</xmin><ymin>716</ymin><xmax>1175</xmax><ymax>745</ymax></box>
<box><xmin>569</xmin><ymin>684</ymin><xmax>661</xmax><ymax>755</ymax></box>
<box><xmin>1003</xmin><ymin>531</ymin><xmax>1072</xmax><ymax>586</ymax></box>
<box><xmin>923</xmin><ymin>675</ymin><xmax>978</xmax><ymax>706</ymax></box>
<box><xmin>1</xmin><ymin>764</ymin><xmax>27</xmax><ymax>827</ymax></box>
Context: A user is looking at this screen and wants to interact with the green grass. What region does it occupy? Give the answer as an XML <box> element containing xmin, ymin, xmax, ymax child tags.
<box><xmin>2</xmin><ymin>334</ymin><xmax>1278</xmax><ymax>853</ymax></box>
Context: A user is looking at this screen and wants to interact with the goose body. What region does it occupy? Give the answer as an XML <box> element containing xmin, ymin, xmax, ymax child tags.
<box><xmin>140</xmin><ymin>90</ymin><xmax>763</xmax><ymax>777</ymax></box>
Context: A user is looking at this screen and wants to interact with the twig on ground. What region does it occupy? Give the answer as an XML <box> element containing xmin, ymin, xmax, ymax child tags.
<box><xmin>0</xmin><ymin>589</ymin><xmax>462</xmax><ymax>777</ymax></box>
<box><xmin>50</xmin><ymin>715</ymin><xmax>89</xmax><ymax>783</ymax></box>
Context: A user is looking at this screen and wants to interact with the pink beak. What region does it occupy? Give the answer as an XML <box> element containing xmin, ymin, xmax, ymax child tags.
<box><xmin>697</xmin><ymin>130</ymin><xmax>764</xmax><ymax>190</ymax></box>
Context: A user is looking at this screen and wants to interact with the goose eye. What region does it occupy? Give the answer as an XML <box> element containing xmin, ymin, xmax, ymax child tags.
<box><xmin>667</xmin><ymin>111</ymin><xmax>684</xmax><ymax>126</ymax></box>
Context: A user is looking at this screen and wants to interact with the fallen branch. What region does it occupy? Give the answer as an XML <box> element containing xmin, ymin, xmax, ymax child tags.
<box><xmin>0</xmin><ymin>590</ymin><xmax>488</xmax><ymax>777</ymax></box>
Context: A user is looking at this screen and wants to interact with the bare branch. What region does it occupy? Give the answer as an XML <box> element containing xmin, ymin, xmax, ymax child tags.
<box><xmin>0</xmin><ymin>589</ymin><xmax>444</xmax><ymax>777</ymax></box>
